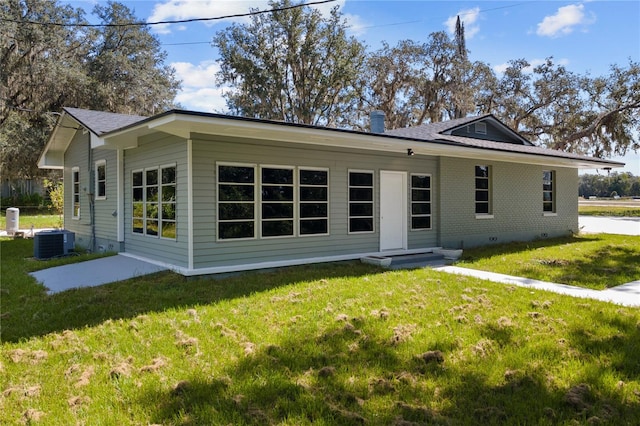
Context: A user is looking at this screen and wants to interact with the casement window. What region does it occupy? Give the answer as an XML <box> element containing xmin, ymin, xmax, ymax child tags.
<box><xmin>217</xmin><ymin>164</ymin><xmax>256</xmax><ymax>240</ymax></box>
<box><xmin>475</xmin><ymin>165</ymin><xmax>492</xmax><ymax>215</ymax></box>
<box><xmin>261</xmin><ymin>166</ymin><xmax>294</xmax><ymax>238</ymax></box>
<box><xmin>95</xmin><ymin>160</ymin><xmax>106</xmax><ymax>200</ymax></box>
<box><xmin>72</xmin><ymin>166</ymin><xmax>80</xmax><ymax>219</ymax></box>
<box><xmin>132</xmin><ymin>165</ymin><xmax>177</xmax><ymax>239</ymax></box>
<box><xmin>411</xmin><ymin>174</ymin><xmax>431</xmax><ymax>230</ymax></box>
<box><xmin>543</xmin><ymin>170</ymin><xmax>555</xmax><ymax>213</ymax></box>
<box><xmin>299</xmin><ymin>168</ymin><xmax>329</xmax><ymax>235</ymax></box>
<box><xmin>348</xmin><ymin>171</ymin><xmax>374</xmax><ymax>233</ymax></box>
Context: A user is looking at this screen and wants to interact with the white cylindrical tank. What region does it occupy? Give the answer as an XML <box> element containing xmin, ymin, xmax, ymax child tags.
<box><xmin>6</xmin><ymin>207</ymin><xmax>19</xmax><ymax>236</ymax></box>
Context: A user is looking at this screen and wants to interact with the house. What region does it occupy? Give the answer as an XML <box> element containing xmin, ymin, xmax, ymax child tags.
<box><xmin>39</xmin><ymin>107</ymin><xmax>623</xmax><ymax>275</ymax></box>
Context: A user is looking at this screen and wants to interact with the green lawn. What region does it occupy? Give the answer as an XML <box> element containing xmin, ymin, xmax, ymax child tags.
<box><xmin>578</xmin><ymin>205</ymin><xmax>640</xmax><ymax>217</ymax></box>
<box><xmin>1</xmin><ymin>237</ymin><xmax>639</xmax><ymax>425</ymax></box>
<box><xmin>458</xmin><ymin>234</ymin><xmax>640</xmax><ymax>290</ymax></box>
<box><xmin>0</xmin><ymin>213</ymin><xmax>62</xmax><ymax>230</ymax></box>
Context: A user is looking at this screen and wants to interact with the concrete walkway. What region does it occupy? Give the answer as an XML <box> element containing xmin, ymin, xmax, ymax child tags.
<box><xmin>434</xmin><ymin>266</ymin><xmax>640</xmax><ymax>307</ymax></box>
<box><xmin>579</xmin><ymin>216</ymin><xmax>640</xmax><ymax>236</ymax></box>
<box><xmin>30</xmin><ymin>255</ymin><xmax>167</xmax><ymax>295</ymax></box>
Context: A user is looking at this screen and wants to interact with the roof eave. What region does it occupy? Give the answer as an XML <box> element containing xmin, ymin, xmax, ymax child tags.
<box><xmin>38</xmin><ymin>112</ymin><xmax>82</xmax><ymax>169</ymax></box>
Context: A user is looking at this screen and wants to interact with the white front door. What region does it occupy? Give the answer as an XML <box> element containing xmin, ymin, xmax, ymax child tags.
<box><xmin>380</xmin><ymin>170</ymin><xmax>407</xmax><ymax>251</ymax></box>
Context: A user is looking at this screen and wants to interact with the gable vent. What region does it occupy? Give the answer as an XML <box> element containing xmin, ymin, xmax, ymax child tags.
<box><xmin>475</xmin><ymin>122</ymin><xmax>487</xmax><ymax>135</ymax></box>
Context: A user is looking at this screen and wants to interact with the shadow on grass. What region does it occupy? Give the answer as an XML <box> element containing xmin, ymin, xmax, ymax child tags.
<box><xmin>556</xmin><ymin>244</ymin><xmax>640</xmax><ymax>289</ymax></box>
<box><xmin>139</xmin><ymin>313</ymin><xmax>640</xmax><ymax>425</ymax></box>
<box><xmin>1</xmin><ymin>238</ymin><xmax>383</xmax><ymax>343</ymax></box>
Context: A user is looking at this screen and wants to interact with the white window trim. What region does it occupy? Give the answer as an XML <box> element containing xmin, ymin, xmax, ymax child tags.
<box><xmin>475</xmin><ymin>214</ymin><xmax>495</xmax><ymax>220</ymax></box>
<box><xmin>260</xmin><ymin>165</ymin><xmax>296</xmax><ymax>239</ymax></box>
<box><xmin>410</xmin><ymin>173</ymin><xmax>432</xmax><ymax>231</ymax></box>
<box><xmin>144</xmin><ymin>167</ymin><xmax>160</xmax><ymax>239</ymax></box>
<box><xmin>475</xmin><ymin>165</ymin><xmax>492</xmax><ymax>216</ymax></box>
<box><xmin>299</xmin><ymin>167</ymin><xmax>330</xmax><ymax>237</ymax></box>
<box><xmin>72</xmin><ymin>166</ymin><xmax>80</xmax><ymax>220</ymax></box>
<box><xmin>131</xmin><ymin>166</ymin><xmax>178</xmax><ymax>240</ymax></box>
<box><xmin>159</xmin><ymin>164</ymin><xmax>177</xmax><ymax>241</ymax></box>
<box><xmin>348</xmin><ymin>169</ymin><xmax>375</xmax><ymax>234</ymax></box>
<box><xmin>95</xmin><ymin>159</ymin><xmax>107</xmax><ymax>201</ymax></box>
<box><xmin>543</xmin><ymin>170</ymin><xmax>556</xmax><ymax>214</ymax></box>
<box><xmin>132</xmin><ymin>168</ymin><xmax>144</xmax><ymax>235</ymax></box>
<box><xmin>216</xmin><ymin>162</ymin><xmax>258</xmax><ymax>242</ymax></box>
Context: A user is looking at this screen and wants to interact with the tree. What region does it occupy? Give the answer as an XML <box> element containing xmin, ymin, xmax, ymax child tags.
<box><xmin>361</xmin><ymin>32</ymin><xmax>494</xmax><ymax>129</ymax></box>
<box><xmin>1</xmin><ymin>0</ymin><xmax>91</xmax><ymax>179</ymax></box>
<box><xmin>86</xmin><ymin>1</ymin><xmax>180</xmax><ymax>115</ymax></box>
<box><xmin>1</xmin><ymin>0</ymin><xmax>180</xmax><ymax>182</ymax></box>
<box><xmin>557</xmin><ymin>60</ymin><xmax>640</xmax><ymax>158</ymax></box>
<box><xmin>213</xmin><ymin>0</ymin><xmax>366</xmax><ymax>127</ymax></box>
<box><xmin>358</xmin><ymin>40</ymin><xmax>424</xmax><ymax>130</ymax></box>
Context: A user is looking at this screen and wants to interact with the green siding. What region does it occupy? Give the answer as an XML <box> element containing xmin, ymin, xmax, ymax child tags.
<box><xmin>123</xmin><ymin>134</ymin><xmax>189</xmax><ymax>267</ymax></box>
<box><xmin>63</xmin><ymin>131</ymin><xmax>91</xmax><ymax>249</ymax></box>
<box><xmin>439</xmin><ymin>157</ymin><xmax>578</xmax><ymax>249</ymax></box>
<box><xmin>92</xmin><ymin>149</ymin><xmax>120</xmax><ymax>251</ymax></box>
<box><xmin>191</xmin><ymin>136</ymin><xmax>439</xmax><ymax>270</ymax></box>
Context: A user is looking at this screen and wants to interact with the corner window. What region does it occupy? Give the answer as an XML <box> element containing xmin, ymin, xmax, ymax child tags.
<box><xmin>261</xmin><ymin>166</ymin><xmax>294</xmax><ymax>238</ymax></box>
<box><xmin>348</xmin><ymin>171</ymin><xmax>374</xmax><ymax>233</ymax></box>
<box><xmin>132</xmin><ymin>165</ymin><xmax>177</xmax><ymax>239</ymax></box>
<box><xmin>217</xmin><ymin>164</ymin><xmax>256</xmax><ymax>240</ymax></box>
<box><xmin>161</xmin><ymin>166</ymin><xmax>177</xmax><ymax>238</ymax></box>
<box><xmin>475</xmin><ymin>165</ymin><xmax>492</xmax><ymax>215</ymax></box>
<box><xmin>411</xmin><ymin>174</ymin><xmax>431</xmax><ymax>230</ymax></box>
<box><xmin>543</xmin><ymin>170</ymin><xmax>555</xmax><ymax>213</ymax></box>
<box><xmin>72</xmin><ymin>166</ymin><xmax>80</xmax><ymax>219</ymax></box>
<box><xmin>299</xmin><ymin>168</ymin><xmax>329</xmax><ymax>235</ymax></box>
<box><xmin>95</xmin><ymin>160</ymin><xmax>106</xmax><ymax>200</ymax></box>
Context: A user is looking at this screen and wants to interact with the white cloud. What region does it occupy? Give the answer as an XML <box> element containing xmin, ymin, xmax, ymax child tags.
<box><xmin>444</xmin><ymin>7</ymin><xmax>481</xmax><ymax>40</ymax></box>
<box><xmin>176</xmin><ymin>87</ymin><xmax>227</xmax><ymax>112</ymax></box>
<box><xmin>493</xmin><ymin>58</ymin><xmax>570</xmax><ymax>74</ymax></box>
<box><xmin>148</xmin><ymin>0</ymin><xmax>350</xmax><ymax>34</ymax></box>
<box><xmin>172</xmin><ymin>60</ymin><xmax>227</xmax><ymax>112</ymax></box>
<box><xmin>172</xmin><ymin>61</ymin><xmax>219</xmax><ymax>88</ymax></box>
<box><xmin>536</xmin><ymin>4</ymin><xmax>595</xmax><ymax>37</ymax></box>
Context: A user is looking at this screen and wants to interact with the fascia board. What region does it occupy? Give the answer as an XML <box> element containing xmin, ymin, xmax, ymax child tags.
<box><xmin>103</xmin><ymin>112</ymin><xmax>624</xmax><ymax>170</ymax></box>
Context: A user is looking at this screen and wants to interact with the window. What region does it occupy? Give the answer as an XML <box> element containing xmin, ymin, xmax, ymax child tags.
<box><xmin>132</xmin><ymin>165</ymin><xmax>177</xmax><ymax>239</ymax></box>
<box><xmin>349</xmin><ymin>171</ymin><xmax>374</xmax><ymax>233</ymax></box>
<box><xmin>145</xmin><ymin>169</ymin><xmax>159</xmax><ymax>236</ymax></box>
<box><xmin>543</xmin><ymin>170</ymin><xmax>555</xmax><ymax>213</ymax></box>
<box><xmin>132</xmin><ymin>170</ymin><xmax>144</xmax><ymax>234</ymax></box>
<box><xmin>475</xmin><ymin>165</ymin><xmax>491</xmax><ymax>215</ymax></box>
<box><xmin>218</xmin><ymin>164</ymin><xmax>256</xmax><ymax>240</ymax></box>
<box><xmin>411</xmin><ymin>174</ymin><xmax>431</xmax><ymax>230</ymax></box>
<box><xmin>95</xmin><ymin>160</ymin><xmax>106</xmax><ymax>200</ymax></box>
<box><xmin>261</xmin><ymin>166</ymin><xmax>294</xmax><ymax>237</ymax></box>
<box><xmin>72</xmin><ymin>167</ymin><xmax>80</xmax><ymax>219</ymax></box>
<box><xmin>161</xmin><ymin>166</ymin><xmax>177</xmax><ymax>238</ymax></box>
<box><xmin>299</xmin><ymin>168</ymin><xmax>328</xmax><ymax>235</ymax></box>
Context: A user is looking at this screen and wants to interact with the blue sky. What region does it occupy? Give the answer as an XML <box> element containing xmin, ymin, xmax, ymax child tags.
<box><xmin>69</xmin><ymin>0</ymin><xmax>639</xmax><ymax>173</ymax></box>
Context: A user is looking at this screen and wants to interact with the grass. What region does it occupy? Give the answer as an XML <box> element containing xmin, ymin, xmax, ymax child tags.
<box><xmin>2</xmin><ymin>237</ymin><xmax>640</xmax><ymax>425</ymax></box>
<box><xmin>578</xmin><ymin>205</ymin><xmax>640</xmax><ymax>217</ymax></box>
<box><xmin>0</xmin><ymin>213</ymin><xmax>61</xmax><ymax>230</ymax></box>
<box><xmin>458</xmin><ymin>234</ymin><xmax>640</xmax><ymax>290</ymax></box>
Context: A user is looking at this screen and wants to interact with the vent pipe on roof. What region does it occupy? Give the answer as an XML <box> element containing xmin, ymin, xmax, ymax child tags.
<box><xmin>370</xmin><ymin>110</ymin><xmax>385</xmax><ymax>134</ymax></box>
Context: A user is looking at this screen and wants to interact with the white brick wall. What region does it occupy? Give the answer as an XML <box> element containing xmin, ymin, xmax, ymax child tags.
<box><xmin>439</xmin><ymin>157</ymin><xmax>578</xmax><ymax>249</ymax></box>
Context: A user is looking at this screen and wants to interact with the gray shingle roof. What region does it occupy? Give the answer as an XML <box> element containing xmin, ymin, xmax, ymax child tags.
<box><xmin>383</xmin><ymin>114</ymin><xmax>607</xmax><ymax>163</ymax></box>
<box><xmin>63</xmin><ymin>107</ymin><xmax>147</xmax><ymax>136</ymax></box>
